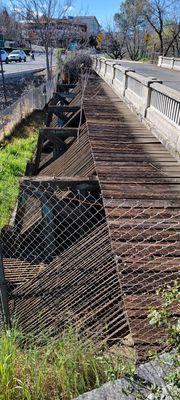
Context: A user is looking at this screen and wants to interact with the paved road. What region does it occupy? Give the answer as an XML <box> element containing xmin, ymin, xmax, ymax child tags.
<box><xmin>119</xmin><ymin>61</ymin><xmax>180</xmax><ymax>91</ymax></box>
<box><xmin>1</xmin><ymin>53</ymin><xmax>46</xmax><ymax>76</ymax></box>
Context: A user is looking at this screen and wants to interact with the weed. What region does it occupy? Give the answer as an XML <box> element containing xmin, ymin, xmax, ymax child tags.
<box><xmin>0</xmin><ymin>112</ymin><xmax>44</xmax><ymax>230</ymax></box>
<box><xmin>0</xmin><ymin>325</ymin><xmax>133</xmax><ymax>400</ymax></box>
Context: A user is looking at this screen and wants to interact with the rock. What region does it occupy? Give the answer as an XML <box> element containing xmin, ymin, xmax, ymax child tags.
<box><xmin>75</xmin><ymin>353</ymin><xmax>175</xmax><ymax>400</ymax></box>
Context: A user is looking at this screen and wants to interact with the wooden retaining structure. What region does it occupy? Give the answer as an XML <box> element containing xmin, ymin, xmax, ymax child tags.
<box><xmin>1</xmin><ymin>72</ymin><xmax>179</xmax><ymax>359</ymax></box>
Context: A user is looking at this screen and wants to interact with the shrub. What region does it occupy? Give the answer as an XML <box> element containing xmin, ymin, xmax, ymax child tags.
<box><xmin>148</xmin><ymin>281</ymin><xmax>180</xmax><ymax>399</ymax></box>
<box><xmin>63</xmin><ymin>51</ymin><xmax>92</xmax><ymax>83</ymax></box>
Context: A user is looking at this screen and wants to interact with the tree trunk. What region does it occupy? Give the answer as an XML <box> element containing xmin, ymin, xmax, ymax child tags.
<box><xmin>45</xmin><ymin>44</ymin><xmax>51</xmax><ymax>81</ymax></box>
<box><xmin>159</xmin><ymin>32</ymin><xmax>164</xmax><ymax>55</ymax></box>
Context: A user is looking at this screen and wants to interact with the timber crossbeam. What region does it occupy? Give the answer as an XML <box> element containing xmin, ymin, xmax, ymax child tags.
<box><xmin>39</xmin><ymin>128</ymin><xmax>78</xmax><ymax>138</ymax></box>
<box><xmin>53</xmin><ymin>92</ymin><xmax>77</xmax><ymax>99</ymax></box>
<box><xmin>57</xmin><ymin>83</ymin><xmax>77</xmax><ymax>91</ymax></box>
<box><xmin>20</xmin><ymin>176</ymin><xmax>99</xmax><ymax>191</ymax></box>
<box><xmin>48</xmin><ymin>105</ymin><xmax>80</xmax><ymax>114</ymax></box>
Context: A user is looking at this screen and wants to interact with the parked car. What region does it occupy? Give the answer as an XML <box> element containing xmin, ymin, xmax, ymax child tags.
<box><xmin>8</xmin><ymin>50</ymin><xmax>26</xmax><ymax>62</ymax></box>
<box><xmin>0</xmin><ymin>49</ymin><xmax>9</xmax><ymax>63</ymax></box>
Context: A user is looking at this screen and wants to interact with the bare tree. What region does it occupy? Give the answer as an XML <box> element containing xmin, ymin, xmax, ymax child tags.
<box><xmin>143</xmin><ymin>0</ymin><xmax>180</xmax><ymax>56</ymax></box>
<box><xmin>105</xmin><ymin>29</ymin><xmax>126</xmax><ymax>59</ymax></box>
<box><xmin>0</xmin><ymin>6</ymin><xmax>21</xmax><ymax>42</ymax></box>
<box><xmin>12</xmin><ymin>0</ymin><xmax>72</xmax><ymax>80</ymax></box>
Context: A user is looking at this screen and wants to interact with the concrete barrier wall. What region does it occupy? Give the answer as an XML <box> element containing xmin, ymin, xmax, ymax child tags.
<box><xmin>158</xmin><ymin>56</ymin><xmax>180</xmax><ymax>71</ymax></box>
<box><xmin>92</xmin><ymin>56</ymin><xmax>180</xmax><ymax>159</ymax></box>
<box><xmin>0</xmin><ymin>74</ymin><xmax>58</xmax><ymax>141</ymax></box>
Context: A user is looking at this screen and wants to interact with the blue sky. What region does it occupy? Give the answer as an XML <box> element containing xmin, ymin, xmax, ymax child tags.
<box><xmin>71</xmin><ymin>0</ymin><xmax>121</xmax><ymax>28</ymax></box>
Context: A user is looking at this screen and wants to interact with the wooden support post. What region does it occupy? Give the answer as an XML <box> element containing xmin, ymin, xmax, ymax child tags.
<box><xmin>77</xmin><ymin>182</ymin><xmax>90</xmax><ymax>238</ymax></box>
<box><xmin>53</xmin><ymin>92</ymin><xmax>69</xmax><ymax>105</ymax></box>
<box><xmin>15</xmin><ymin>191</ymin><xmax>29</xmax><ymax>234</ymax></box>
<box><xmin>0</xmin><ymin>242</ymin><xmax>11</xmax><ymax>327</ymax></box>
<box><xmin>34</xmin><ymin>130</ymin><xmax>45</xmax><ymax>174</ymax></box>
<box><xmin>45</xmin><ymin>111</ymin><xmax>53</xmax><ymax>127</ymax></box>
<box><xmin>38</xmin><ymin>128</ymin><xmax>69</xmax><ymax>160</ymax></box>
<box><xmin>58</xmin><ymin>116</ymin><xmax>65</xmax><ymax>127</ymax></box>
<box><xmin>63</xmin><ymin>109</ymin><xmax>81</xmax><ymax>128</ymax></box>
<box><xmin>52</xmin><ymin>138</ymin><xmax>68</xmax><ymax>160</ymax></box>
<box><xmin>25</xmin><ymin>162</ymin><xmax>35</xmax><ymax>176</ymax></box>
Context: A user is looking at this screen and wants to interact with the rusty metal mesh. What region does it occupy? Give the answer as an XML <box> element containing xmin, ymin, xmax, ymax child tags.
<box><xmin>0</xmin><ymin>180</ymin><xmax>179</xmax><ymax>359</ymax></box>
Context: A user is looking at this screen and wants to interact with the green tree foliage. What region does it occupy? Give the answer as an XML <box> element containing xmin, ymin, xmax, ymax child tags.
<box><xmin>114</xmin><ymin>0</ymin><xmax>180</xmax><ymax>59</ymax></box>
<box><xmin>143</xmin><ymin>0</ymin><xmax>180</xmax><ymax>56</ymax></box>
<box><xmin>114</xmin><ymin>0</ymin><xmax>146</xmax><ymax>60</ymax></box>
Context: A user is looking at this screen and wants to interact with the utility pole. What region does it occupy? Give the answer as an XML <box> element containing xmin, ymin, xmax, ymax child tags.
<box><xmin>0</xmin><ymin>52</ymin><xmax>7</xmax><ymax>104</ymax></box>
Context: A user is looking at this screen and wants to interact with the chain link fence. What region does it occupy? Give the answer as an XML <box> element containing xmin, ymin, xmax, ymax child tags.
<box><xmin>0</xmin><ymin>177</ymin><xmax>179</xmax><ymax>359</ymax></box>
<box><xmin>0</xmin><ymin>66</ymin><xmax>179</xmax><ymax>400</ymax></box>
<box><xmin>0</xmin><ymin>75</ymin><xmax>57</xmax><ymax>141</ymax></box>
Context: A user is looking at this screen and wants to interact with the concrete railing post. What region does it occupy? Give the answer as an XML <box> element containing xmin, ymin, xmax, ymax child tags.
<box><xmin>158</xmin><ymin>56</ymin><xmax>163</xmax><ymax>67</ymax></box>
<box><xmin>141</xmin><ymin>77</ymin><xmax>162</xmax><ymax>117</ymax></box>
<box><xmin>171</xmin><ymin>57</ymin><xmax>175</xmax><ymax>69</ymax></box>
<box><xmin>105</xmin><ymin>60</ymin><xmax>122</xmax><ymax>84</ymax></box>
<box><xmin>94</xmin><ymin>57</ymin><xmax>100</xmax><ymax>73</ymax></box>
<box><xmin>104</xmin><ymin>60</ymin><xmax>108</xmax><ymax>77</ymax></box>
<box><xmin>99</xmin><ymin>58</ymin><xmax>106</xmax><ymax>76</ymax></box>
<box><xmin>91</xmin><ymin>56</ymin><xmax>96</xmax><ymax>69</ymax></box>
<box><xmin>124</xmin><ymin>69</ymin><xmax>134</xmax><ymax>97</ymax></box>
<box><xmin>112</xmin><ymin>65</ymin><xmax>135</xmax><ymax>98</ymax></box>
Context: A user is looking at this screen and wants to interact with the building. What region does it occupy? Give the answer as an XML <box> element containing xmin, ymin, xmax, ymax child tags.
<box><xmin>74</xmin><ymin>16</ymin><xmax>101</xmax><ymax>36</ymax></box>
<box><xmin>21</xmin><ymin>18</ymin><xmax>87</xmax><ymax>46</ymax></box>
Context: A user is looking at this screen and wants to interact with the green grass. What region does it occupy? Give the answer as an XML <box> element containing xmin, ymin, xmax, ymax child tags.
<box><xmin>0</xmin><ymin>326</ymin><xmax>133</xmax><ymax>400</ymax></box>
<box><xmin>0</xmin><ymin>113</ymin><xmax>44</xmax><ymax>230</ymax></box>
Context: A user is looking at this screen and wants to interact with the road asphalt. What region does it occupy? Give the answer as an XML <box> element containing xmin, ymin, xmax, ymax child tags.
<box><xmin>1</xmin><ymin>52</ymin><xmax>180</xmax><ymax>91</ymax></box>
<box><xmin>1</xmin><ymin>53</ymin><xmax>46</xmax><ymax>76</ymax></box>
<box><xmin>119</xmin><ymin>60</ymin><xmax>180</xmax><ymax>91</ymax></box>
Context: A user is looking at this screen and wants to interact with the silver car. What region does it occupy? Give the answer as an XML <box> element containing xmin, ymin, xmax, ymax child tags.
<box><xmin>8</xmin><ymin>50</ymin><xmax>27</xmax><ymax>62</ymax></box>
